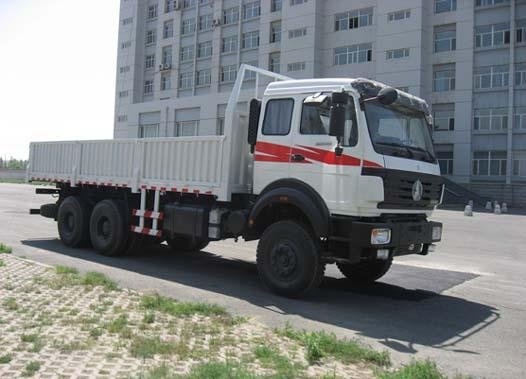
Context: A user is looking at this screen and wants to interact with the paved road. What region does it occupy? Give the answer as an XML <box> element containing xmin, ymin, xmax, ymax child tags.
<box><xmin>1</xmin><ymin>183</ymin><xmax>525</xmax><ymax>378</ymax></box>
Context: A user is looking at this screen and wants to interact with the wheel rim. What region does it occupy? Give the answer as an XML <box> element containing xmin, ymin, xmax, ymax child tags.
<box><xmin>270</xmin><ymin>242</ymin><xmax>298</xmax><ymax>279</ymax></box>
<box><xmin>96</xmin><ymin>216</ymin><xmax>112</xmax><ymax>242</ymax></box>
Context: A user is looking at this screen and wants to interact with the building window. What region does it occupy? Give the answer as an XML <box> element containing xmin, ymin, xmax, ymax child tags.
<box><xmin>122</xmin><ymin>17</ymin><xmax>133</xmax><ymax>26</ymax></box>
<box><xmin>433</xmin><ymin>104</ymin><xmax>455</xmax><ymax>131</ymax></box>
<box><xmin>119</xmin><ymin>66</ymin><xmax>130</xmax><ymax>74</ymax></box>
<box><xmin>270</xmin><ymin>21</ymin><xmax>281</xmax><ymax>43</ymax></box>
<box><xmin>474</xmin><ymin>65</ymin><xmax>509</xmax><ymax>89</ymax></box>
<box><xmin>262</xmin><ymin>99</ymin><xmax>294</xmax><ymax>135</ymax></box>
<box><xmin>269</xmin><ymin>52</ymin><xmax>281</xmax><ymax>73</ymax></box>
<box><xmin>387</xmin><ymin>9</ymin><xmax>410</xmax><ymax>22</ymax></box>
<box><xmin>435</xmin><ymin>0</ymin><xmax>456</xmax><ymax>14</ymax></box>
<box><xmin>436</xmin><ymin>151</ymin><xmax>454</xmax><ymax>175</ymax></box>
<box><xmin>146</xmin><ymin>30</ymin><xmax>156</xmax><ymax>45</ymax></box>
<box><xmin>386</xmin><ymin>48</ymin><xmax>410</xmax><ymax>60</ymax></box>
<box><xmin>138</xmin><ymin>124</ymin><xmax>159</xmax><ymax>138</ymax></box>
<box><xmin>199</xmin><ymin>14</ymin><xmax>213</xmax><ymax>31</ymax></box>
<box><xmin>176</xmin><ymin>121</ymin><xmax>199</xmax><ymax>136</ymax></box>
<box><xmin>197</xmin><ymin>41</ymin><xmax>212</xmax><ymax>58</ymax></box>
<box><xmin>223</xmin><ymin>7</ymin><xmax>239</xmax><ymax>25</ymax></box>
<box><xmin>513</xmin><ymin>151</ymin><xmax>526</xmax><ymax>177</ymax></box>
<box><xmin>144</xmin><ymin>80</ymin><xmax>154</xmax><ymax>95</ymax></box>
<box><xmin>221</xmin><ymin>65</ymin><xmax>237</xmax><ymax>82</ymax></box>
<box><xmin>163</xmin><ymin>21</ymin><xmax>174</xmax><ymax>38</ymax></box>
<box><xmin>121</xmin><ymin>41</ymin><xmax>131</xmax><ymax>49</ymax></box>
<box><xmin>517</xmin><ymin>20</ymin><xmax>526</xmax><ymax>43</ymax></box>
<box><xmin>290</xmin><ymin>0</ymin><xmax>307</xmax><ymax>5</ymax></box>
<box><xmin>119</xmin><ymin>90</ymin><xmax>129</xmax><ymax>98</ymax></box>
<box><xmin>334</xmin><ymin>43</ymin><xmax>373</xmax><ymax>65</ymax></box>
<box><xmin>289</xmin><ymin>28</ymin><xmax>307</xmax><ymax>39</ymax></box>
<box><xmin>287</xmin><ymin>62</ymin><xmax>306</xmax><ymax>72</ymax></box>
<box><xmin>243</xmin><ymin>1</ymin><xmax>260</xmax><ymax>20</ymax></box>
<box><xmin>475</xmin><ymin>23</ymin><xmax>510</xmax><ymax>48</ymax></box>
<box><xmin>179</xmin><ymin>72</ymin><xmax>193</xmax><ymax>89</ymax></box>
<box><xmin>242</xmin><ymin>31</ymin><xmax>259</xmax><ymax>49</ymax></box>
<box><xmin>433</xmin><ymin>65</ymin><xmax>455</xmax><ymax>92</ymax></box>
<box><xmin>162</xmin><ymin>46</ymin><xmax>172</xmax><ymax>65</ymax></box>
<box><xmin>515</xmin><ymin>63</ymin><xmax>526</xmax><ymax>86</ymax></box>
<box><xmin>335</xmin><ymin>8</ymin><xmax>373</xmax><ymax>31</ymax></box>
<box><xmin>515</xmin><ymin>108</ymin><xmax>526</xmax><ymax>130</ymax></box>
<box><xmin>161</xmin><ymin>73</ymin><xmax>171</xmax><ymax>91</ymax></box>
<box><xmin>473</xmin><ymin>151</ymin><xmax>507</xmax><ymax>176</ymax></box>
<box><xmin>475</xmin><ymin>0</ymin><xmax>510</xmax><ymax>6</ymax></box>
<box><xmin>244</xmin><ymin>61</ymin><xmax>258</xmax><ymax>80</ymax></box>
<box><xmin>195</xmin><ymin>69</ymin><xmax>211</xmax><ymax>86</ymax></box>
<box><xmin>181</xmin><ymin>19</ymin><xmax>196</xmax><ymax>35</ymax></box>
<box><xmin>180</xmin><ymin>46</ymin><xmax>194</xmax><ymax>61</ymax></box>
<box><xmin>434</xmin><ymin>27</ymin><xmax>456</xmax><ymax>53</ymax></box>
<box><xmin>117</xmin><ymin>115</ymin><xmax>128</xmax><ymax>122</ymax></box>
<box><xmin>222</xmin><ymin>36</ymin><xmax>238</xmax><ymax>53</ymax></box>
<box><xmin>145</xmin><ymin>54</ymin><xmax>155</xmax><ymax>69</ymax></box>
<box><xmin>271</xmin><ymin>0</ymin><xmax>282</xmax><ymax>12</ymax></box>
<box><xmin>474</xmin><ymin>108</ymin><xmax>508</xmax><ymax>131</ymax></box>
<box><xmin>147</xmin><ymin>4</ymin><xmax>158</xmax><ymax>20</ymax></box>
<box><xmin>182</xmin><ymin>0</ymin><xmax>196</xmax><ymax>8</ymax></box>
<box><xmin>165</xmin><ymin>0</ymin><xmax>176</xmax><ymax>13</ymax></box>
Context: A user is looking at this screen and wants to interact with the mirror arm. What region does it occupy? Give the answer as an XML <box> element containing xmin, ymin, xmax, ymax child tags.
<box><xmin>335</xmin><ymin>137</ymin><xmax>343</xmax><ymax>156</ymax></box>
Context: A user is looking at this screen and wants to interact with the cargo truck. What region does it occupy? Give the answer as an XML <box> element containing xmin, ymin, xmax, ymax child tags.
<box><xmin>28</xmin><ymin>65</ymin><xmax>443</xmax><ymax>297</ymax></box>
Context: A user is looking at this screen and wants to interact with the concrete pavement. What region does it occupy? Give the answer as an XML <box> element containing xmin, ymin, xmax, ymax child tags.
<box><xmin>0</xmin><ymin>183</ymin><xmax>525</xmax><ymax>378</ymax></box>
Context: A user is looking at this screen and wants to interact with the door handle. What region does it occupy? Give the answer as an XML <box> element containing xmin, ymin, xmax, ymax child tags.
<box><xmin>291</xmin><ymin>154</ymin><xmax>305</xmax><ymax>162</ymax></box>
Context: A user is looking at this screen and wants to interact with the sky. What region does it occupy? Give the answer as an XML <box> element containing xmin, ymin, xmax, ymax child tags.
<box><xmin>0</xmin><ymin>0</ymin><xmax>120</xmax><ymax>160</ymax></box>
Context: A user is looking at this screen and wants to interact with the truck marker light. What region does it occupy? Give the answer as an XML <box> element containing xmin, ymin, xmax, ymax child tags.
<box><xmin>371</xmin><ymin>228</ymin><xmax>391</xmax><ymax>245</ymax></box>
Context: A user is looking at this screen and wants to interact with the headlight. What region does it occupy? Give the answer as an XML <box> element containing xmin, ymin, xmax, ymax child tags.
<box><xmin>371</xmin><ymin>228</ymin><xmax>391</xmax><ymax>245</ymax></box>
<box><xmin>432</xmin><ymin>225</ymin><xmax>442</xmax><ymax>241</ymax></box>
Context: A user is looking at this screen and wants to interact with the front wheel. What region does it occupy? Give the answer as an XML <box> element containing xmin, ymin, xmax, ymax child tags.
<box><xmin>337</xmin><ymin>258</ymin><xmax>393</xmax><ymax>284</ymax></box>
<box><xmin>256</xmin><ymin>220</ymin><xmax>325</xmax><ymax>298</ymax></box>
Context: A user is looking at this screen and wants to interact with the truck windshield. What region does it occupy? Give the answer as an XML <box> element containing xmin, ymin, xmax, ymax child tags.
<box><xmin>364</xmin><ymin>102</ymin><xmax>436</xmax><ymax>163</ymax></box>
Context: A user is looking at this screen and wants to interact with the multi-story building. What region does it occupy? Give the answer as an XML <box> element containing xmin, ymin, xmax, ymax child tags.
<box><xmin>114</xmin><ymin>0</ymin><xmax>526</xmax><ymax>205</ymax></box>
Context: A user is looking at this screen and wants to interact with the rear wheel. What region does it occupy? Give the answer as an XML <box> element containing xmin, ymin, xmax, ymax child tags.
<box><xmin>337</xmin><ymin>258</ymin><xmax>393</xmax><ymax>284</ymax></box>
<box><xmin>256</xmin><ymin>220</ymin><xmax>325</xmax><ymax>298</ymax></box>
<box><xmin>89</xmin><ymin>200</ymin><xmax>129</xmax><ymax>256</ymax></box>
<box><xmin>165</xmin><ymin>236</ymin><xmax>209</xmax><ymax>252</ymax></box>
<box><xmin>57</xmin><ymin>196</ymin><xmax>91</xmax><ymax>247</ymax></box>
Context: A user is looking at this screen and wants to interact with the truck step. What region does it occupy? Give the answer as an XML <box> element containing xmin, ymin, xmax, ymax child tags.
<box><xmin>132</xmin><ymin>209</ymin><xmax>164</xmax><ymax>220</ymax></box>
<box><xmin>130</xmin><ymin>226</ymin><xmax>162</xmax><ymax>237</ymax></box>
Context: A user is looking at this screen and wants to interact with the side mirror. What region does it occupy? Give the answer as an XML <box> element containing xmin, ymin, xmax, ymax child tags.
<box><xmin>377</xmin><ymin>87</ymin><xmax>398</xmax><ymax>106</ymax></box>
<box><xmin>248</xmin><ymin>98</ymin><xmax>261</xmax><ymax>154</ymax></box>
<box><xmin>329</xmin><ymin>92</ymin><xmax>347</xmax><ymax>138</ymax></box>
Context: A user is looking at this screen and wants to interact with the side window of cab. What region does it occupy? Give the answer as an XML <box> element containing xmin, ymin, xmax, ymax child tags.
<box><xmin>300</xmin><ymin>96</ymin><xmax>359</xmax><ymax>147</ymax></box>
<box><xmin>262</xmin><ymin>98</ymin><xmax>294</xmax><ymax>136</ymax></box>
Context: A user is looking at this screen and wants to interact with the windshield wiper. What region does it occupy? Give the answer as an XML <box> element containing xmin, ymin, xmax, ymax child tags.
<box><xmin>406</xmin><ymin>146</ymin><xmax>436</xmax><ymax>162</ymax></box>
<box><xmin>375</xmin><ymin>142</ymin><xmax>414</xmax><ymax>158</ymax></box>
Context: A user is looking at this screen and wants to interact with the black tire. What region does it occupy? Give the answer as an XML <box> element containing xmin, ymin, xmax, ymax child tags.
<box><xmin>41</xmin><ymin>203</ymin><xmax>58</xmax><ymax>219</ymax></box>
<box><xmin>337</xmin><ymin>258</ymin><xmax>393</xmax><ymax>284</ymax></box>
<box><xmin>256</xmin><ymin>220</ymin><xmax>325</xmax><ymax>298</ymax></box>
<box><xmin>165</xmin><ymin>236</ymin><xmax>209</xmax><ymax>252</ymax></box>
<box><xmin>57</xmin><ymin>196</ymin><xmax>91</xmax><ymax>247</ymax></box>
<box><xmin>89</xmin><ymin>200</ymin><xmax>129</xmax><ymax>256</ymax></box>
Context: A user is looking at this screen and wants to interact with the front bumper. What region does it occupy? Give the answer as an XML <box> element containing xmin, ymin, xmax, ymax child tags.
<box><xmin>330</xmin><ymin>215</ymin><xmax>442</xmax><ymax>262</ymax></box>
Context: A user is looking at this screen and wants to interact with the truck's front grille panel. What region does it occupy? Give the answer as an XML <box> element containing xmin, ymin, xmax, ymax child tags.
<box><xmin>362</xmin><ymin>168</ymin><xmax>444</xmax><ymax>210</ymax></box>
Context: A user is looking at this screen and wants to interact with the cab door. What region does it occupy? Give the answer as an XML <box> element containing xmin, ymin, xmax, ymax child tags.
<box><xmin>252</xmin><ymin>97</ymin><xmax>295</xmax><ymax>194</ymax></box>
<box><xmin>289</xmin><ymin>94</ymin><xmax>363</xmax><ymax>213</ymax></box>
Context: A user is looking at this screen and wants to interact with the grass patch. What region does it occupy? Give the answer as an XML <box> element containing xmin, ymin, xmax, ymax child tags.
<box><xmin>22</xmin><ymin>361</ymin><xmax>41</xmax><ymax>377</ymax></box>
<box><xmin>2</xmin><ymin>297</ymin><xmax>18</xmax><ymax>311</ymax></box>
<box><xmin>0</xmin><ymin>243</ymin><xmax>12</xmax><ymax>254</ymax></box>
<box><xmin>140</xmin><ymin>294</ymin><xmax>227</xmax><ymax>318</ymax></box>
<box><xmin>52</xmin><ymin>339</ymin><xmax>95</xmax><ymax>354</ymax></box>
<box><xmin>82</xmin><ymin>272</ymin><xmax>118</xmax><ymax>291</ymax></box>
<box><xmin>0</xmin><ymin>354</ymin><xmax>12</xmax><ymax>364</ymax></box>
<box><xmin>186</xmin><ymin>362</ymin><xmax>257</xmax><ymax>379</ymax></box>
<box><xmin>0</xmin><ymin>259</ymin><xmax>4</xmax><ymax>267</ymax></box>
<box><xmin>143</xmin><ymin>312</ymin><xmax>155</xmax><ymax>324</ymax></box>
<box><xmin>253</xmin><ymin>345</ymin><xmax>303</xmax><ymax>378</ymax></box>
<box><xmin>105</xmin><ymin>314</ymin><xmax>132</xmax><ymax>338</ymax></box>
<box><xmin>278</xmin><ymin>324</ymin><xmax>390</xmax><ymax>366</ymax></box>
<box><xmin>129</xmin><ymin>336</ymin><xmax>175</xmax><ymax>359</ymax></box>
<box><xmin>378</xmin><ymin>360</ymin><xmax>446</xmax><ymax>379</ymax></box>
<box><xmin>55</xmin><ymin>265</ymin><xmax>78</xmax><ymax>275</ymax></box>
<box><xmin>46</xmin><ymin>267</ymin><xmax>118</xmax><ymax>291</ymax></box>
<box><xmin>89</xmin><ymin>328</ymin><xmax>104</xmax><ymax>339</ymax></box>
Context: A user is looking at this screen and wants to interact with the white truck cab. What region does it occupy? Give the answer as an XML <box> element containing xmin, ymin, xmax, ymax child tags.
<box><xmin>28</xmin><ymin>65</ymin><xmax>443</xmax><ymax>298</ymax></box>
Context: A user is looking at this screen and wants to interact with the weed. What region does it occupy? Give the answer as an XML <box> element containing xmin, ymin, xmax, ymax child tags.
<box><xmin>129</xmin><ymin>336</ymin><xmax>175</xmax><ymax>359</ymax></box>
<box><xmin>378</xmin><ymin>359</ymin><xmax>447</xmax><ymax>379</ymax></box>
<box><xmin>0</xmin><ymin>354</ymin><xmax>12</xmax><ymax>364</ymax></box>
<box><xmin>82</xmin><ymin>272</ymin><xmax>118</xmax><ymax>291</ymax></box>
<box><xmin>2</xmin><ymin>297</ymin><xmax>18</xmax><ymax>311</ymax></box>
<box><xmin>52</xmin><ymin>338</ymin><xmax>94</xmax><ymax>354</ymax></box>
<box><xmin>140</xmin><ymin>293</ymin><xmax>227</xmax><ymax>318</ymax></box>
<box><xmin>0</xmin><ymin>259</ymin><xmax>4</xmax><ymax>267</ymax></box>
<box><xmin>90</xmin><ymin>328</ymin><xmax>104</xmax><ymax>339</ymax></box>
<box><xmin>185</xmin><ymin>361</ymin><xmax>257</xmax><ymax>379</ymax></box>
<box><xmin>21</xmin><ymin>334</ymin><xmax>39</xmax><ymax>343</ymax></box>
<box><xmin>55</xmin><ymin>265</ymin><xmax>79</xmax><ymax>275</ymax></box>
<box><xmin>253</xmin><ymin>345</ymin><xmax>303</xmax><ymax>378</ymax></box>
<box><xmin>278</xmin><ymin>324</ymin><xmax>390</xmax><ymax>366</ymax></box>
<box><xmin>0</xmin><ymin>243</ymin><xmax>12</xmax><ymax>254</ymax></box>
<box><xmin>143</xmin><ymin>312</ymin><xmax>155</xmax><ymax>324</ymax></box>
<box><xmin>22</xmin><ymin>361</ymin><xmax>41</xmax><ymax>377</ymax></box>
<box><xmin>106</xmin><ymin>314</ymin><xmax>132</xmax><ymax>338</ymax></box>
